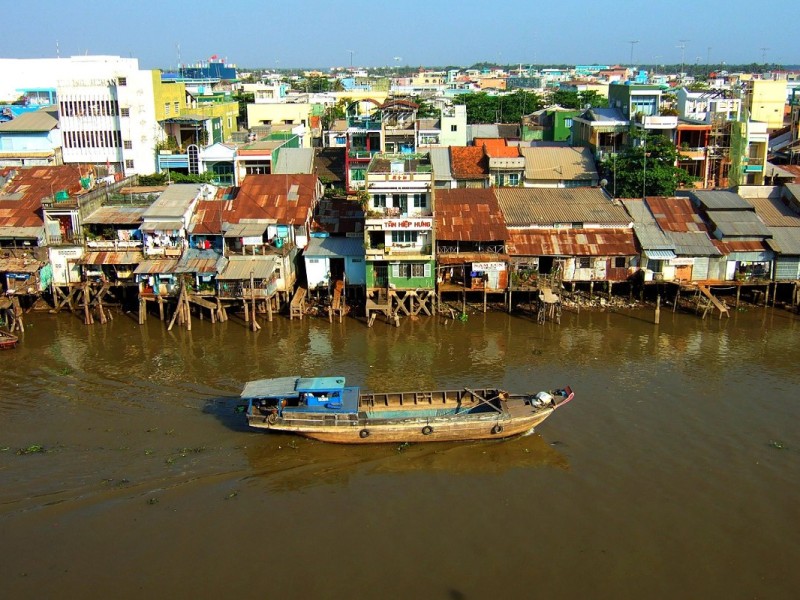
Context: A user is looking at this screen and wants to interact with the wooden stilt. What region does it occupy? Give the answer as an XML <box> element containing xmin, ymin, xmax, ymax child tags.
<box><xmin>735</xmin><ymin>285</ymin><xmax>741</xmax><ymax>308</ymax></box>
<box><xmin>654</xmin><ymin>294</ymin><xmax>661</xmax><ymax>324</ymax></box>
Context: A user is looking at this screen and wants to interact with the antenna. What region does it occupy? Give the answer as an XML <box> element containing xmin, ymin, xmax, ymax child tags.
<box><xmin>56</xmin><ymin>39</ymin><xmax>60</xmax><ymax>59</ymax></box>
<box><xmin>177</xmin><ymin>43</ymin><xmax>181</xmax><ymax>68</ymax></box>
<box><xmin>677</xmin><ymin>39</ymin><xmax>690</xmax><ymax>75</ymax></box>
<box><xmin>627</xmin><ymin>40</ymin><xmax>639</xmax><ymax>65</ymax></box>
<box><xmin>760</xmin><ymin>47</ymin><xmax>769</xmax><ymax>64</ymax></box>
<box><xmin>347</xmin><ymin>50</ymin><xmax>355</xmax><ymax>68</ymax></box>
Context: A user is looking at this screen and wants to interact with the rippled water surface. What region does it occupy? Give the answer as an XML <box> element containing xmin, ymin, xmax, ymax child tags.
<box><xmin>1</xmin><ymin>307</ymin><xmax>799</xmax><ymax>599</ymax></box>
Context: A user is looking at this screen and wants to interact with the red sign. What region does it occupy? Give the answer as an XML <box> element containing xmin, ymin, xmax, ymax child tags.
<box><xmin>383</xmin><ymin>219</ymin><xmax>432</xmax><ymax>230</ymax></box>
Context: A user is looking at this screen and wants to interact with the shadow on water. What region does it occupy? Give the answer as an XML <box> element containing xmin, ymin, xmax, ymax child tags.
<box><xmin>239</xmin><ymin>431</ymin><xmax>569</xmax><ymax>493</ymax></box>
<box><xmin>202</xmin><ymin>396</ymin><xmax>251</xmax><ymax>433</ymax></box>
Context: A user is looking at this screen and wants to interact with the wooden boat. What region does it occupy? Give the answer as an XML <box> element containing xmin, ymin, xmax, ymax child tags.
<box><xmin>0</xmin><ymin>329</ymin><xmax>18</xmax><ymax>350</ymax></box>
<box><xmin>241</xmin><ymin>376</ymin><xmax>574</xmax><ymax>444</ymax></box>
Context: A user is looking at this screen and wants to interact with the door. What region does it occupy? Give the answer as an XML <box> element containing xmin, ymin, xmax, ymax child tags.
<box><xmin>374</xmin><ymin>264</ymin><xmax>388</xmax><ymax>288</ymax></box>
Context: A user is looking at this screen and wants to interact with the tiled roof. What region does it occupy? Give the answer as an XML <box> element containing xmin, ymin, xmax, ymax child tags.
<box><xmin>520</xmin><ymin>146</ymin><xmax>598</xmax><ymax>181</ymax></box>
<box><xmin>507</xmin><ymin>228</ymin><xmax>637</xmax><ymax>256</ymax></box>
<box><xmin>449</xmin><ymin>146</ymin><xmax>488</xmax><ymax>179</ymax></box>
<box><xmin>435</xmin><ymin>188</ymin><xmax>508</xmax><ymax>242</ymax></box>
<box><xmin>0</xmin><ymin>165</ymin><xmax>88</xmax><ymax>231</ymax></box>
<box><xmin>229</xmin><ymin>174</ymin><xmax>319</xmax><ymax>225</ymax></box>
<box><xmin>495</xmin><ymin>187</ymin><xmax>629</xmax><ymax>226</ymax></box>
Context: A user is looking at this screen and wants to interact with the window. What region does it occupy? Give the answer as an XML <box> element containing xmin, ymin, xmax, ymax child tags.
<box><xmin>413</xmin><ymin>193</ymin><xmax>427</xmax><ymax>208</ymax></box>
<box><xmin>125</xmin><ymin>159</ymin><xmax>134</xmax><ymax>169</ymax></box>
<box><xmin>117</xmin><ymin>77</ymin><xmax>127</xmax><ymax>86</ymax></box>
<box><xmin>614</xmin><ymin>257</ymin><xmax>626</xmax><ymax>268</ymax></box>
<box><xmin>411</xmin><ymin>263</ymin><xmax>425</xmax><ymax>277</ymax></box>
<box><xmin>451</xmin><ymin>125</ymin><xmax>458</xmax><ymax>132</ymax></box>
<box><xmin>397</xmin><ymin>263</ymin><xmax>411</xmax><ymax>278</ymax></box>
<box><xmin>392</xmin><ymin>231</ymin><xmax>418</xmax><ymax>244</ymax></box>
<box><xmin>508</xmin><ymin>173</ymin><xmax>519</xmax><ymax>186</ymax></box>
<box><xmin>564</xmin><ymin>118</ymin><xmax>573</xmax><ymax>128</ymax></box>
<box><xmin>335</xmin><ymin>135</ymin><xmax>346</xmax><ymax>145</ymax></box>
<box><xmin>120</xmin><ymin>107</ymin><xmax>130</xmax><ymax>117</ymax></box>
<box><xmin>578</xmin><ymin>257</ymin><xmax>591</xmax><ymax>269</ymax></box>
<box><xmin>124</xmin><ymin>140</ymin><xmax>133</xmax><ymax>149</ymax></box>
<box><xmin>174</xmin><ymin>101</ymin><xmax>180</xmax><ymax>113</ymax></box>
<box><xmin>351</xmin><ymin>168</ymin><xmax>365</xmax><ymax>181</ymax></box>
<box><xmin>373</xmin><ymin>194</ymin><xmax>386</xmax><ymax>208</ymax></box>
<box><xmin>164</xmin><ymin>103</ymin><xmax>170</xmax><ymax>115</ymax></box>
<box><xmin>308</xmin><ymin>259</ymin><xmax>320</xmax><ymax>263</ymax></box>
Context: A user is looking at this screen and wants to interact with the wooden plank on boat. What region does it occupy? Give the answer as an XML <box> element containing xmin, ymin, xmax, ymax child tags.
<box><xmin>464</xmin><ymin>388</ymin><xmax>503</xmax><ymax>413</ymax></box>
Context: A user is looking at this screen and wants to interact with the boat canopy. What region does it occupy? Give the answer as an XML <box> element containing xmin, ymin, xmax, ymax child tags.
<box><xmin>241</xmin><ymin>376</ymin><xmax>300</xmax><ymax>400</ymax></box>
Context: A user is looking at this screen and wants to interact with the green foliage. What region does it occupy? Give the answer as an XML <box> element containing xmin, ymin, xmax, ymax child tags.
<box><xmin>416</xmin><ymin>99</ymin><xmax>440</xmax><ymax>119</ymax></box>
<box><xmin>601</xmin><ymin>131</ymin><xmax>695</xmax><ymax>198</ymax></box>
<box><xmin>550</xmin><ymin>90</ymin><xmax>606</xmax><ymax>109</ymax></box>
<box><xmin>453</xmin><ymin>90</ymin><xmax>543</xmax><ymax>124</ymax></box>
<box><xmin>138</xmin><ymin>172</ymin><xmax>215</xmax><ymax>186</ymax></box>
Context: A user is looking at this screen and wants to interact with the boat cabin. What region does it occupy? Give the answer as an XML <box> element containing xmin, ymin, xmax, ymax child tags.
<box><xmin>242</xmin><ymin>375</ymin><xmax>360</xmax><ymax>418</ymax></box>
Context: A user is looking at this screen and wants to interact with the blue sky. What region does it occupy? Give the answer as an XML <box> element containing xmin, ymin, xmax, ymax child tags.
<box><xmin>3</xmin><ymin>0</ymin><xmax>797</xmax><ymax>69</ymax></box>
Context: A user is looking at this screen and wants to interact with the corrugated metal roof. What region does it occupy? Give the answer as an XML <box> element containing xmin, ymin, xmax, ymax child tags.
<box><xmin>273</xmin><ymin>148</ymin><xmax>315</xmax><ymax>174</ymax></box>
<box><xmin>646</xmin><ymin>196</ymin><xmax>709</xmax><ymax>233</ymax></box>
<box><xmin>142</xmin><ymin>184</ymin><xmax>203</xmax><ymax>218</ymax></box>
<box><xmin>313</xmin><ymin>147</ymin><xmax>345</xmax><ymax>184</ymax></box>
<box><xmin>667</xmin><ymin>231</ymin><xmax>722</xmax><ymax>256</ymax></box>
<box><xmin>687</xmin><ymin>190</ymin><xmax>751</xmax><ymax>210</ymax></box>
<box><xmin>140</xmin><ymin>220</ymin><xmax>184</xmax><ymax>232</ymax></box>
<box><xmin>708</xmin><ymin>210</ymin><xmax>771</xmax><ymax>237</ymax></box>
<box><xmin>216</xmin><ymin>255</ymin><xmax>278</xmax><ymax>280</ymax></box>
<box><xmin>188</xmin><ymin>199</ymin><xmax>226</xmax><ymax>235</ymax></box>
<box><xmin>507</xmin><ymin>228</ymin><xmax>637</xmax><ymax>256</ymax></box>
<box><xmin>0</xmin><ymin>165</ymin><xmax>88</xmax><ymax>230</ymax></box>
<box><xmin>230</xmin><ymin>174</ymin><xmax>318</xmax><ymax>225</ymax></box>
<box><xmin>305</xmin><ymin>235</ymin><xmax>365</xmax><ymax>257</ymax></box>
<box><xmin>744</xmin><ymin>196</ymin><xmax>800</xmax><ymax>227</ymax></box>
<box><xmin>0</xmin><ymin>257</ymin><xmax>43</xmax><ymax>272</ymax></box>
<box><xmin>620</xmin><ymin>198</ymin><xmax>674</xmax><ymax>250</ymax></box>
<box><xmin>83</xmin><ymin>206</ymin><xmax>148</xmax><ymax>225</ymax></box>
<box><xmin>0</xmin><ymin>226</ymin><xmax>43</xmax><ymax>239</ymax></box>
<box><xmin>223</xmin><ymin>221</ymin><xmax>270</xmax><ymax>238</ymax></box>
<box><xmin>766</xmin><ymin>227</ymin><xmax>800</xmax><ymax>255</ymax></box>
<box><xmin>429</xmin><ymin>147</ymin><xmax>453</xmax><ymax>180</ymax></box>
<box><xmin>0</xmin><ymin>108</ymin><xmax>58</xmax><ymax>132</ymax></box>
<box><xmin>134</xmin><ymin>259</ymin><xmax>180</xmax><ymax>274</ymax></box>
<box><xmin>520</xmin><ymin>147</ymin><xmax>598</xmax><ymax>181</ymax></box>
<box><xmin>435</xmin><ymin>188</ymin><xmax>508</xmax><ymax>242</ymax></box>
<box><xmin>173</xmin><ymin>249</ymin><xmax>223</xmax><ymax>274</ymax></box>
<box><xmin>78</xmin><ymin>251</ymin><xmax>143</xmax><ymax>265</ymax></box>
<box><xmin>496</xmin><ymin>187</ymin><xmax>630</xmax><ymax>226</ymax></box>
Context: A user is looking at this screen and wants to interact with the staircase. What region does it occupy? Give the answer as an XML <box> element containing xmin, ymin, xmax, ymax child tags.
<box><xmin>698</xmin><ymin>285</ymin><xmax>729</xmax><ymax>319</ymax></box>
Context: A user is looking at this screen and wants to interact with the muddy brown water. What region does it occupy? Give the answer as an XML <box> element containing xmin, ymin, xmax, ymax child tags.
<box><xmin>1</xmin><ymin>307</ymin><xmax>799</xmax><ymax>599</ymax></box>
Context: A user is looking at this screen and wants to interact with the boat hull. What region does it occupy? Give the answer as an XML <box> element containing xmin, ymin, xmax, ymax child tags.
<box><xmin>247</xmin><ymin>408</ymin><xmax>556</xmax><ymax>444</ymax></box>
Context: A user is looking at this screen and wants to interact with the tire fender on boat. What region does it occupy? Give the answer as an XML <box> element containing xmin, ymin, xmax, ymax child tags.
<box><xmin>422</xmin><ymin>425</ymin><xmax>433</xmax><ymax>436</ymax></box>
<box><xmin>359</xmin><ymin>429</ymin><xmax>370</xmax><ymax>438</ymax></box>
<box><xmin>491</xmin><ymin>424</ymin><xmax>504</xmax><ymax>435</ymax></box>
<box><xmin>267</xmin><ymin>413</ymin><xmax>278</xmax><ymax>425</ymax></box>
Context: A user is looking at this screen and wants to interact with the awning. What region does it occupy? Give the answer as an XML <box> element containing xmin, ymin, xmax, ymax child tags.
<box><xmin>223</xmin><ymin>222</ymin><xmax>269</xmax><ymax>238</ymax></box>
<box><xmin>643</xmin><ymin>249</ymin><xmax>677</xmax><ymax>260</ymax></box>
<box><xmin>139</xmin><ymin>221</ymin><xmax>183</xmax><ymax>232</ymax></box>
<box><xmin>216</xmin><ymin>256</ymin><xmax>278</xmax><ymax>280</ymax></box>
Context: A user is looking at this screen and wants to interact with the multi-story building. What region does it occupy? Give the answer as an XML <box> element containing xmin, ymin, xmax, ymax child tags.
<box><xmin>742</xmin><ymin>79</ymin><xmax>787</xmax><ymax>130</ymax></box>
<box><xmin>363</xmin><ymin>153</ymin><xmax>435</xmax><ymax>315</ymax></box>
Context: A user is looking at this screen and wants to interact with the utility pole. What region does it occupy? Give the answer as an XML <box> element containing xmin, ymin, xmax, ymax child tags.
<box><xmin>627</xmin><ymin>40</ymin><xmax>639</xmax><ymax>65</ymax></box>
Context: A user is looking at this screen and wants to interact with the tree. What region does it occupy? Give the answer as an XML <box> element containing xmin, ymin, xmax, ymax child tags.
<box><xmin>601</xmin><ymin>131</ymin><xmax>695</xmax><ymax>198</ymax></box>
<box><xmin>453</xmin><ymin>90</ymin><xmax>542</xmax><ymax>124</ymax></box>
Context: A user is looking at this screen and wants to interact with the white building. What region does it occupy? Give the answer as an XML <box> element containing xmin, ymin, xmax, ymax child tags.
<box><xmin>677</xmin><ymin>88</ymin><xmax>741</xmax><ymax>124</ymax></box>
<box><xmin>0</xmin><ymin>56</ymin><xmax>169</xmax><ymax>176</ymax></box>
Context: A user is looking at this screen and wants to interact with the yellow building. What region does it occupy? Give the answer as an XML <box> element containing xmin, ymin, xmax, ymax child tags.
<box><xmin>186</xmin><ymin>96</ymin><xmax>239</xmax><ymax>140</ymax></box>
<box><xmin>152</xmin><ymin>74</ymin><xmax>187</xmax><ymax>121</ymax></box>
<box><xmin>744</xmin><ymin>79</ymin><xmax>787</xmax><ymax>129</ymax></box>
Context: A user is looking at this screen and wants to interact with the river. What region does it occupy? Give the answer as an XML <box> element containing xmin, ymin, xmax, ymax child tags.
<box><xmin>1</xmin><ymin>306</ymin><xmax>799</xmax><ymax>599</ymax></box>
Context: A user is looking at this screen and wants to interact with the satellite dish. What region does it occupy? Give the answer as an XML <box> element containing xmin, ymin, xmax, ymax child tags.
<box><xmin>600</xmin><ymin>178</ymin><xmax>608</xmax><ymax>188</ymax></box>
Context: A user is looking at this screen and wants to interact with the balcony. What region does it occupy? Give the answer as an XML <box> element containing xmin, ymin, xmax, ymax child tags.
<box><xmin>348</xmin><ymin>149</ymin><xmax>379</xmax><ymax>160</ymax></box>
<box><xmin>634</xmin><ymin>115</ymin><xmax>678</xmax><ymax>129</ymax></box>
<box><xmin>158</xmin><ymin>151</ymin><xmax>189</xmax><ymax>170</ymax></box>
<box><xmin>347</xmin><ymin>117</ymin><xmax>381</xmax><ymax>130</ymax></box>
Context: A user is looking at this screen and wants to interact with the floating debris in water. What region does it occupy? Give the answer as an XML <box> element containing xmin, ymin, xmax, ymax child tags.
<box><xmin>224</xmin><ymin>491</ymin><xmax>239</xmax><ymax>500</ymax></box>
<box><xmin>147</xmin><ymin>497</ymin><xmax>159</xmax><ymax>505</ymax></box>
<box><xmin>16</xmin><ymin>444</ymin><xmax>45</xmax><ymax>455</ymax></box>
<box><xmin>769</xmin><ymin>440</ymin><xmax>786</xmax><ymax>450</ymax></box>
